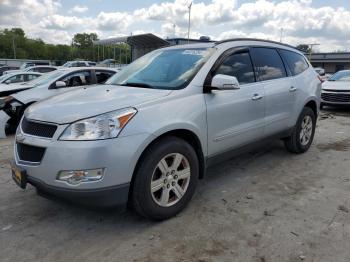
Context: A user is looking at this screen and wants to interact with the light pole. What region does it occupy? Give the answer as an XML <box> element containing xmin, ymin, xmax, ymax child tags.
<box><xmin>280</xmin><ymin>28</ymin><xmax>284</xmax><ymax>43</ymax></box>
<box><xmin>12</xmin><ymin>37</ymin><xmax>16</xmax><ymax>59</ymax></box>
<box><xmin>187</xmin><ymin>2</ymin><xmax>192</xmax><ymax>43</ymax></box>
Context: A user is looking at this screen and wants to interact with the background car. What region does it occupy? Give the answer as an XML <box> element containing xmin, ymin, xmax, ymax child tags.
<box><xmin>62</xmin><ymin>61</ymin><xmax>96</xmax><ymax>67</ymax></box>
<box><xmin>1</xmin><ymin>67</ymin><xmax>119</xmax><ymax>136</ymax></box>
<box><xmin>4</xmin><ymin>65</ymin><xmax>58</xmax><ymax>75</ymax></box>
<box><xmin>0</xmin><ymin>66</ymin><xmax>19</xmax><ymax>76</ymax></box>
<box><xmin>0</xmin><ymin>72</ymin><xmax>41</xmax><ymax>85</ymax></box>
<box><xmin>321</xmin><ymin>70</ymin><xmax>350</xmax><ymax>108</ymax></box>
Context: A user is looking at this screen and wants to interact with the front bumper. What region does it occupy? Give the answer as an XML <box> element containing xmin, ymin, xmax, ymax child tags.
<box><xmin>321</xmin><ymin>90</ymin><xmax>350</xmax><ymax>105</ymax></box>
<box><xmin>13</xmin><ymin>122</ymin><xmax>153</xmax><ymax>206</ymax></box>
<box><xmin>29</xmin><ymin>175</ymin><xmax>130</xmax><ymax>207</ymax></box>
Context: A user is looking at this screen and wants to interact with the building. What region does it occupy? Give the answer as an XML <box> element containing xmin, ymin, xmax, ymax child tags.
<box><xmin>166</xmin><ymin>36</ymin><xmax>213</xmax><ymax>45</ymax></box>
<box><xmin>310</xmin><ymin>52</ymin><xmax>350</xmax><ymax>74</ymax></box>
<box><xmin>93</xmin><ymin>34</ymin><xmax>214</xmax><ymax>63</ymax></box>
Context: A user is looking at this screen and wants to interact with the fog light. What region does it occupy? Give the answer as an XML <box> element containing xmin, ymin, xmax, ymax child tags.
<box><xmin>57</xmin><ymin>169</ymin><xmax>104</xmax><ymax>185</ymax></box>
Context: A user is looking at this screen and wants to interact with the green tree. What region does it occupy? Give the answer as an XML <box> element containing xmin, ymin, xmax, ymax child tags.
<box><xmin>296</xmin><ymin>44</ymin><xmax>311</xmax><ymax>53</ymax></box>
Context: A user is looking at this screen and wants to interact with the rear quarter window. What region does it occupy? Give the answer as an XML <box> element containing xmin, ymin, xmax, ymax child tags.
<box><xmin>279</xmin><ymin>49</ymin><xmax>309</xmax><ymax>76</ymax></box>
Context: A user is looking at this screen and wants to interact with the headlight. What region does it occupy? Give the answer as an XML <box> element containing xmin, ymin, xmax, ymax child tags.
<box><xmin>59</xmin><ymin>108</ymin><xmax>137</xmax><ymax>141</ymax></box>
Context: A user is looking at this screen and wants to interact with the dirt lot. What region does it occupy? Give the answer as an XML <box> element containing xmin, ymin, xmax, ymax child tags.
<box><xmin>0</xmin><ymin>108</ymin><xmax>350</xmax><ymax>262</ymax></box>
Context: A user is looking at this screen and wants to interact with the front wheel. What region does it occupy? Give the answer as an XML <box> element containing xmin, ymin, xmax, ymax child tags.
<box><xmin>131</xmin><ymin>136</ymin><xmax>199</xmax><ymax>220</ymax></box>
<box><xmin>284</xmin><ymin>107</ymin><xmax>316</xmax><ymax>154</ymax></box>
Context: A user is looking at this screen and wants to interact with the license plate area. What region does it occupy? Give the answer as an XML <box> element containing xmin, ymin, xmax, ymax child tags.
<box><xmin>11</xmin><ymin>162</ymin><xmax>27</xmax><ymax>189</ymax></box>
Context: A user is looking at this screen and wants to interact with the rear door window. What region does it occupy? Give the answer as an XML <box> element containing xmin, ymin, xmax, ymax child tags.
<box><xmin>279</xmin><ymin>50</ymin><xmax>309</xmax><ymax>75</ymax></box>
<box><xmin>215</xmin><ymin>52</ymin><xmax>255</xmax><ymax>84</ymax></box>
<box><xmin>250</xmin><ymin>47</ymin><xmax>287</xmax><ymax>81</ymax></box>
<box><xmin>95</xmin><ymin>70</ymin><xmax>116</xmax><ymax>84</ymax></box>
<box><xmin>26</xmin><ymin>74</ymin><xmax>41</xmax><ymax>81</ymax></box>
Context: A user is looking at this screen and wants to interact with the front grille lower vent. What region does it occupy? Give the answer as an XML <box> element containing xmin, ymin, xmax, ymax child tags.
<box><xmin>17</xmin><ymin>143</ymin><xmax>46</xmax><ymax>163</ymax></box>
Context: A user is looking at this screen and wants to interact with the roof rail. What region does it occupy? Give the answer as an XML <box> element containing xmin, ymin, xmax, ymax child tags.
<box><xmin>215</xmin><ymin>38</ymin><xmax>297</xmax><ymax>50</ymax></box>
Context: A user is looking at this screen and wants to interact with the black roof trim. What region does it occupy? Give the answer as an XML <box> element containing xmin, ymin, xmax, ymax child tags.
<box><xmin>215</xmin><ymin>38</ymin><xmax>297</xmax><ymax>51</ymax></box>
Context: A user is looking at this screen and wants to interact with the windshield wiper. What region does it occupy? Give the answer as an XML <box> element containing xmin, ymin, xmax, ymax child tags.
<box><xmin>121</xmin><ymin>82</ymin><xmax>154</xmax><ymax>89</ymax></box>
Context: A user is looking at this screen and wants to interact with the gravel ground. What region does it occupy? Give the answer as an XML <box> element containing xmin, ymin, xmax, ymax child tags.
<box><xmin>0</xmin><ymin>107</ymin><xmax>350</xmax><ymax>262</ymax></box>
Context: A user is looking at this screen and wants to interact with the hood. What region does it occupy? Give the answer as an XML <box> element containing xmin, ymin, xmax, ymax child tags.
<box><xmin>322</xmin><ymin>81</ymin><xmax>350</xmax><ymax>91</ymax></box>
<box><xmin>0</xmin><ymin>82</ymin><xmax>33</xmax><ymax>95</ymax></box>
<box><xmin>11</xmin><ymin>84</ymin><xmax>48</xmax><ymax>103</ymax></box>
<box><xmin>25</xmin><ymin>85</ymin><xmax>172</xmax><ymax>124</ymax></box>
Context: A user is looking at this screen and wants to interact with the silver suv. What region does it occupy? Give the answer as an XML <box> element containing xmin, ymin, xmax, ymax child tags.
<box><xmin>11</xmin><ymin>39</ymin><xmax>321</xmax><ymax>220</ymax></box>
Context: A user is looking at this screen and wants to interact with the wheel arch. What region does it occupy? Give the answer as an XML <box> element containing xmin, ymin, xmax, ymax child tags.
<box><xmin>128</xmin><ymin>128</ymin><xmax>206</xmax><ymax>205</ymax></box>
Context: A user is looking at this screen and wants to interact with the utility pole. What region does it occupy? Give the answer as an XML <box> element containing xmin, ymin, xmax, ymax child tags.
<box><xmin>187</xmin><ymin>2</ymin><xmax>192</xmax><ymax>43</ymax></box>
<box><xmin>280</xmin><ymin>28</ymin><xmax>284</xmax><ymax>43</ymax></box>
<box><xmin>12</xmin><ymin>37</ymin><xmax>16</xmax><ymax>59</ymax></box>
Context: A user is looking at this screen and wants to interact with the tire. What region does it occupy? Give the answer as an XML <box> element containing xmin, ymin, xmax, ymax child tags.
<box><xmin>284</xmin><ymin>107</ymin><xmax>316</xmax><ymax>154</ymax></box>
<box><xmin>131</xmin><ymin>136</ymin><xmax>199</xmax><ymax>220</ymax></box>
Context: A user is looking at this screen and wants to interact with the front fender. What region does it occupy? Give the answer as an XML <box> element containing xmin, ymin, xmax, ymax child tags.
<box><xmin>0</xmin><ymin>110</ymin><xmax>10</xmax><ymax>138</ymax></box>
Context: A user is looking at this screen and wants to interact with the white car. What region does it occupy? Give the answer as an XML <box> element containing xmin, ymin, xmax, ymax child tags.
<box><xmin>0</xmin><ymin>67</ymin><xmax>118</xmax><ymax>137</ymax></box>
<box><xmin>0</xmin><ymin>72</ymin><xmax>41</xmax><ymax>89</ymax></box>
<box><xmin>62</xmin><ymin>61</ymin><xmax>96</xmax><ymax>67</ymax></box>
<box><xmin>321</xmin><ymin>70</ymin><xmax>350</xmax><ymax>108</ymax></box>
<box><xmin>4</xmin><ymin>65</ymin><xmax>58</xmax><ymax>75</ymax></box>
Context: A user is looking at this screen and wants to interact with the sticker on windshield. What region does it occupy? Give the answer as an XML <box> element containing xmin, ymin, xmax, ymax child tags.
<box><xmin>182</xmin><ymin>50</ymin><xmax>207</xmax><ymax>56</ymax></box>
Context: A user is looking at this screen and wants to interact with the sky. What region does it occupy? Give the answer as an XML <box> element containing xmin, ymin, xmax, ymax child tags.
<box><xmin>1</xmin><ymin>0</ymin><xmax>350</xmax><ymax>52</ymax></box>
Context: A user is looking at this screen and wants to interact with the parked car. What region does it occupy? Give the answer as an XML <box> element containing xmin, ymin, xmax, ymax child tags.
<box><xmin>0</xmin><ymin>66</ymin><xmax>19</xmax><ymax>76</ymax></box>
<box><xmin>98</xmin><ymin>59</ymin><xmax>117</xmax><ymax>67</ymax></box>
<box><xmin>4</xmin><ymin>65</ymin><xmax>58</xmax><ymax>75</ymax></box>
<box><xmin>0</xmin><ymin>72</ymin><xmax>42</xmax><ymax>86</ymax></box>
<box><xmin>321</xmin><ymin>70</ymin><xmax>350</xmax><ymax>108</ymax></box>
<box><xmin>62</xmin><ymin>61</ymin><xmax>96</xmax><ymax>67</ymax></box>
<box><xmin>0</xmin><ymin>67</ymin><xmax>118</xmax><ymax>136</ymax></box>
<box><xmin>10</xmin><ymin>39</ymin><xmax>321</xmax><ymax>220</ymax></box>
<box><xmin>20</xmin><ymin>62</ymin><xmax>50</xmax><ymax>69</ymax></box>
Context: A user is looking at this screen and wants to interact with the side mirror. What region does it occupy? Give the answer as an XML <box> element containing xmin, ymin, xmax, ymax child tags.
<box><xmin>55</xmin><ymin>81</ymin><xmax>66</xmax><ymax>88</ymax></box>
<box><xmin>5</xmin><ymin>80</ymin><xmax>11</xmax><ymax>84</ymax></box>
<box><xmin>211</xmin><ymin>74</ymin><xmax>240</xmax><ymax>90</ymax></box>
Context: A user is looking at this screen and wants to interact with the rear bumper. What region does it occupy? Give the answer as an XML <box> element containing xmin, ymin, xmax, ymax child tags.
<box><xmin>28</xmin><ymin>175</ymin><xmax>130</xmax><ymax>207</ymax></box>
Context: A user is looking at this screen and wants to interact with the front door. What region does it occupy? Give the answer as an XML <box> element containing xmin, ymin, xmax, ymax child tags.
<box><xmin>205</xmin><ymin>50</ymin><xmax>265</xmax><ymax>157</ymax></box>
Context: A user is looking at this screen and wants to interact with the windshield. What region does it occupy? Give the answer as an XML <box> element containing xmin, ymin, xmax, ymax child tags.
<box><xmin>0</xmin><ymin>74</ymin><xmax>10</xmax><ymax>82</ymax></box>
<box><xmin>25</xmin><ymin>70</ymin><xmax>67</xmax><ymax>86</ymax></box>
<box><xmin>62</xmin><ymin>62</ymin><xmax>73</xmax><ymax>67</ymax></box>
<box><xmin>329</xmin><ymin>71</ymin><xmax>350</xmax><ymax>81</ymax></box>
<box><xmin>106</xmin><ymin>47</ymin><xmax>215</xmax><ymax>90</ymax></box>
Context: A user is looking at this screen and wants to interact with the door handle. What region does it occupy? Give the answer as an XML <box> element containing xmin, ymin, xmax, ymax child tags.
<box><xmin>251</xmin><ymin>94</ymin><xmax>263</xmax><ymax>101</ymax></box>
<box><xmin>289</xmin><ymin>86</ymin><xmax>297</xmax><ymax>92</ymax></box>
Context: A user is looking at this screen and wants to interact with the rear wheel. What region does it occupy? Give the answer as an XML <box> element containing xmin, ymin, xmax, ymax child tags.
<box><xmin>284</xmin><ymin>107</ymin><xmax>316</xmax><ymax>154</ymax></box>
<box><xmin>131</xmin><ymin>136</ymin><xmax>199</xmax><ymax>220</ymax></box>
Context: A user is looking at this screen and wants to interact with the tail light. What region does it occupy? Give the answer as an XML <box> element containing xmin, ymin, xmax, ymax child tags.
<box><xmin>317</xmin><ymin>75</ymin><xmax>325</xmax><ymax>83</ymax></box>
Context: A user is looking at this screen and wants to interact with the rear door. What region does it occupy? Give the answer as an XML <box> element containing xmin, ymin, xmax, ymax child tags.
<box><xmin>250</xmin><ymin>47</ymin><xmax>294</xmax><ymax>136</ymax></box>
<box><xmin>205</xmin><ymin>49</ymin><xmax>265</xmax><ymax>156</ymax></box>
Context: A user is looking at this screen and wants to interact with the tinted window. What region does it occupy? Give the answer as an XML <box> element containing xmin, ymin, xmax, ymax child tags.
<box><xmin>37</xmin><ymin>67</ymin><xmax>56</xmax><ymax>73</ymax></box>
<box><xmin>279</xmin><ymin>50</ymin><xmax>308</xmax><ymax>75</ymax></box>
<box><xmin>27</xmin><ymin>74</ymin><xmax>40</xmax><ymax>81</ymax></box>
<box><xmin>95</xmin><ymin>70</ymin><xmax>115</xmax><ymax>84</ymax></box>
<box><xmin>59</xmin><ymin>71</ymin><xmax>92</xmax><ymax>88</ymax></box>
<box><xmin>250</xmin><ymin>48</ymin><xmax>286</xmax><ymax>81</ymax></box>
<box><xmin>215</xmin><ymin>52</ymin><xmax>255</xmax><ymax>84</ymax></box>
<box><xmin>77</xmin><ymin>62</ymin><xmax>86</xmax><ymax>67</ymax></box>
<box><xmin>8</xmin><ymin>74</ymin><xmax>25</xmax><ymax>83</ymax></box>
